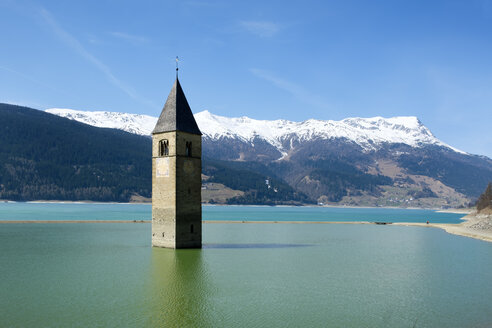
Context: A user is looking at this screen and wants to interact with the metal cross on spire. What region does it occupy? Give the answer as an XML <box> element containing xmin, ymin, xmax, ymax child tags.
<box><xmin>176</xmin><ymin>56</ymin><xmax>179</xmax><ymax>79</ymax></box>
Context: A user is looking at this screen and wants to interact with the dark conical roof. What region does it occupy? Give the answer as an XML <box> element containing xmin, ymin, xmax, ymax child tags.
<box><xmin>152</xmin><ymin>78</ymin><xmax>202</xmax><ymax>135</ymax></box>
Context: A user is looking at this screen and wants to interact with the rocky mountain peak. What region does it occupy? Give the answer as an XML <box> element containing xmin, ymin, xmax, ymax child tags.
<box><xmin>46</xmin><ymin>108</ymin><xmax>465</xmax><ymax>156</ymax></box>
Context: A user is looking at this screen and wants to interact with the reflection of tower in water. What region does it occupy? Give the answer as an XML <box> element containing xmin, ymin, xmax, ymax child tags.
<box><xmin>147</xmin><ymin>248</ymin><xmax>213</xmax><ymax>327</ymax></box>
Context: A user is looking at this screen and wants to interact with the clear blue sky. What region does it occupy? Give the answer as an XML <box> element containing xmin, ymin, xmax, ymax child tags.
<box><xmin>1</xmin><ymin>0</ymin><xmax>491</xmax><ymax>157</ymax></box>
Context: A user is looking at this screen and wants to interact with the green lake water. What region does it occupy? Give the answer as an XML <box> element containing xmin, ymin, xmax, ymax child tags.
<box><xmin>1</xmin><ymin>204</ymin><xmax>491</xmax><ymax>327</ymax></box>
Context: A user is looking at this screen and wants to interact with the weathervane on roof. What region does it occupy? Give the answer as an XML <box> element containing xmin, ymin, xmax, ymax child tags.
<box><xmin>176</xmin><ymin>56</ymin><xmax>179</xmax><ymax>79</ymax></box>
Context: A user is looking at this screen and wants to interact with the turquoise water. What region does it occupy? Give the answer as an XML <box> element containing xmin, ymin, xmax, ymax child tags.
<box><xmin>1</xmin><ymin>221</ymin><xmax>491</xmax><ymax>327</ymax></box>
<box><xmin>204</xmin><ymin>205</ymin><xmax>465</xmax><ymax>223</ymax></box>
<box><xmin>0</xmin><ymin>202</ymin><xmax>150</xmax><ymax>221</ymax></box>
<box><xmin>0</xmin><ymin>202</ymin><xmax>465</xmax><ymax>223</ymax></box>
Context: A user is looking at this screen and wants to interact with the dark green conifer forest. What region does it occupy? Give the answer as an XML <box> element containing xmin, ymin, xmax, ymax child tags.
<box><xmin>0</xmin><ymin>104</ymin><xmax>309</xmax><ymax>204</ymax></box>
<box><xmin>476</xmin><ymin>182</ymin><xmax>492</xmax><ymax>212</ymax></box>
<box><xmin>0</xmin><ymin>104</ymin><xmax>151</xmax><ymax>201</ymax></box>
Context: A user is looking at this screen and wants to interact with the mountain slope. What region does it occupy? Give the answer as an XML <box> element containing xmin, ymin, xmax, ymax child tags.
<box><xmin>46</xmin><ymin>108</ymin><xmax>463</xmax><ymax>156</ymax></box>
<box><xmin>0</xmin><ymin>103</ymin><xmax>151</xmax><ymax>201</ymax></box>
<box><xmin>477</xmin><ymin>183</ymin><xmax>492</xmax><ymax>213</ymax></box>
<box><xmin>195</xmin><ymin>110</ymin><xmax>465</xmax><ymax>157</ymax></box>
<box><xmin>46</xmin><ymin>107</ymin><xmax>492</xmax><ymax>207</ymax></box>
<box><xmin>203</xmin><ymin>158</ymin><xmax>313</xmax><ymax>205</ymax></box>
<box><xmin>46</xmin><ymin>108</ymin><xmax>156</xmax><ymax>136</ymax></box>
<box><xmin>1</xmin><ymin>104</ymin><xmax>308</xmax><ymax>204</ymax></box>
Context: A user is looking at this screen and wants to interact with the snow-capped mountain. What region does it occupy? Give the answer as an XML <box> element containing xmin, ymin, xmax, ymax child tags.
<box><xmin>4</xmin><ymin>103</ymin><xmax>489</xmax><ymax>206</ymax></box>
<box><xmin>195</xmin><ymin>110</ymin><xmax>464</xmax><ymax>156</ymax></box>
<box><xmin>46</xmin><ymin>108</ymin><xmax>463</xmax><ymax>157</ymax></box>
<box><xmin>46</xmin><ymin>108</ymin><xmax>156</xmax><ymax>136</ymax></box>
<box><xmin>1</xmin><ymin>102</ymin><xmax>490</xmax><ymax>207</ymax></box>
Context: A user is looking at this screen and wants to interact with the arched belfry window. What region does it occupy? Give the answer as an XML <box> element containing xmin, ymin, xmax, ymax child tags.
<box><xmin>185</xmin><ymin>142</ymin><xmax>192</xmax><ymax>157</ymax></box>
<box><xmin>159</xmin><ymin>139</ymin><xmax>169</xmax><ymax>156</ymax></box>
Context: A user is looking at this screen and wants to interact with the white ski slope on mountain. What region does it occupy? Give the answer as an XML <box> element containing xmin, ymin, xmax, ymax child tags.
<box><xmin>46</xmin><ymin>108</ymin><xmax>464</xmax><ymax>154</ymax></box>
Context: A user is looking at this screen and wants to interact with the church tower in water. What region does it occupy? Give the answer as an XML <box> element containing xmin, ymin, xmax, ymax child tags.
<box><xmin>151</xmin><ymin>76</ymin><xmax>202</xmax><ymax>248</ymax></box>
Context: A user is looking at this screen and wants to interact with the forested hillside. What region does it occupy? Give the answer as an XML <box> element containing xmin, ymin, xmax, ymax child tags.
<box><xmin>477</xmin><ymin>183</ymin><xmax>492</xmax><ymax>212</ymax></box>
<box><xmin>3</xmin><ymin>103</ymin><xmax>491</xmax><ymax>206</ymax></box>
<box><xmin>47</xmin><ymin>107</ymin><xmax>492</xmax><ymax>207</ymax></box>
<box><xmin>203</xmin><ymin>158</ymin><xmax>313</xmax><ymax>205</ymax></box>
<box><xmin>0</xmin><ymin>104</ymin><xmax>151</xmax><ymax>201</ymax></box>
<box><xmin>0</xmin><ymin>104</ymin><xmax>309</xmax><ymax>204</ymax></box>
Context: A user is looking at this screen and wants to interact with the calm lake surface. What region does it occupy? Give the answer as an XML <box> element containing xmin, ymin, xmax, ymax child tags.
<box><xmin>0</xmin><ymin>202</ymin><xmax>466</xmax><ymax>223</ymax></box>
<box><xmin>1</xmin><ymin>204</ymin><xmax>491</xmax><ymax>327</ymax></box>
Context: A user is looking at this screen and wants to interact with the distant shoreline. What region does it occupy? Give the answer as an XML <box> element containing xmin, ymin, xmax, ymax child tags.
<box><xmin>0</xmin><ymin>220</ymin><xmax>150</xmax><ymax>224</ymax></box>
<box><xmin>26</xmin><ymin>201</ymin><xmax>150</xmax><ymax>205</ymax></box>
<box><xmin>394</xmin><ymin>215</ymin><xmax>492</xmax><ymax>243</ymax></box>
<box><xmin>1</xmin><ymin>200</ymin><xmax>473</xmax><ymax>213</ymax></box>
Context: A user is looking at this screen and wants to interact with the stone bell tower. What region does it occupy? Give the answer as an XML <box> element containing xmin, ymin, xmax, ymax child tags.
<box><xmin>152</xmin><ymin>77</ymin><xmax>202</xmax><ymax>248</ymax></box>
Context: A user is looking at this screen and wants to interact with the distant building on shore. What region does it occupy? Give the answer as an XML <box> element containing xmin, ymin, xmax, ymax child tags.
<box><xmin>151</xmin><ymin>76</ymin><xmax>202</xmax><ymax>248</ymax></box>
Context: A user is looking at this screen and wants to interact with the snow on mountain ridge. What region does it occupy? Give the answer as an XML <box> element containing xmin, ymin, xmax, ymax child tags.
<box><xmin>195</xmin><ymin>110</ymin><xmax>463</xmax><ymax>153</ymax></box>
<box><xmin>46</xmin><ymin>108</ymin><xmax>156</xmax><ymax>136</ymax></box>
<box><xmin>45</xmin><ymin>108</ymin><xmax>464</xmax><ymax>154</ymax></box>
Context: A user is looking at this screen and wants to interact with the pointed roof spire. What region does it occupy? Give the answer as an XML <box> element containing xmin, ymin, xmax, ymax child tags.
<box><xmin>152</xmin><ymin>78</ymin><xmax>202</xmax><ymax>135</ymax></box>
